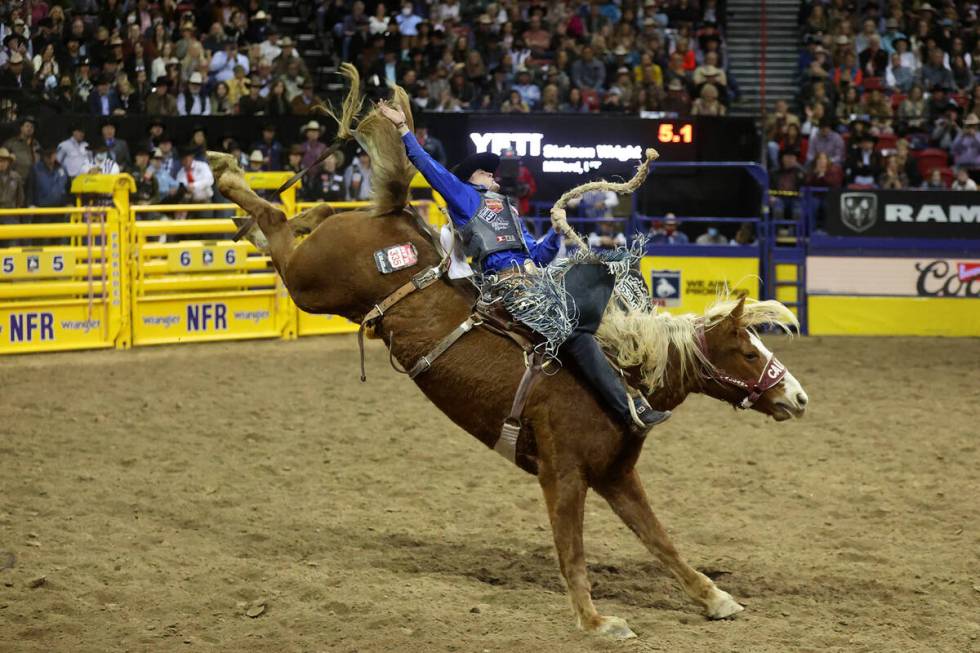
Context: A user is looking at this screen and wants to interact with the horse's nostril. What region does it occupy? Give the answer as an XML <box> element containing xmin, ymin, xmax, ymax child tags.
<box><xmin>796</xmin><ymin>393</ymin><xmax>808</xmax><ymax>406</ymax></box>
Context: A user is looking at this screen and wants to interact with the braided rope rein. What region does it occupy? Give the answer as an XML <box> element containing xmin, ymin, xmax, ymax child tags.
<box><xmin>549</xmin><ymin>147</ymin><xmax>660</xmax><ymax>250</ymax></box>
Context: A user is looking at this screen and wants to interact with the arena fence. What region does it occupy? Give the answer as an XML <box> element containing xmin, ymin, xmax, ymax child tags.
<box><xmin>4</xmin><ymin>172</ymin><xmax>976</xmax><ymax>356</ymax></box>
<box><xmin>0</xmin><ymin>173</ymin><xmax>453</xmax><ymax>355</ymax></box>
<box><xmin>0</xmin><ymin>204</ymin><xmax>129</xmax><ymax>354</ymax></box>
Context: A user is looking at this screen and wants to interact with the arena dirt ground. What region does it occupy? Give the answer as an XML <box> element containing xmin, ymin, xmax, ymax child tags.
<box><xmin>1</xmin><ymin>334</ymin><xmax>978</xmax><ymax>653</ymax></box>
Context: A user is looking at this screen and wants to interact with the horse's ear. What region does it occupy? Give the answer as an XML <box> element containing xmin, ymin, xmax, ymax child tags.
<box><xmin>728</xmin><ymin>294</ymin><xmax>746</xmax><ymax>324</ymax></box>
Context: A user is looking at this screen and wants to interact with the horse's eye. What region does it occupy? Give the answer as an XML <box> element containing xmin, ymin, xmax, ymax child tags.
<box><xmin>744</xmin><ymin>352</ymin><xmax>759</xmax><ymax>361</ymax></box>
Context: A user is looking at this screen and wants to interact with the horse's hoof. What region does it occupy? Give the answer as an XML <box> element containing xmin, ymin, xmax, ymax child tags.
<box><xmin>206</xmin><ymin>151</ymin><xmax>239</xmax><ymax>177</ymax></box>
<box><xmin>593</xmin><ymin>616</ymin><xmax>637</xmax><ymax>640</ymax></box>
<box><xmin>705</xmin><ymin>589</ymin><xmax>744</xmax><ymax>620</ymax></box>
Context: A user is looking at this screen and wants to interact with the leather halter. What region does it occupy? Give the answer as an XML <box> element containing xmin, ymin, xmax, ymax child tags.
<box><xmin>696</xmin><ymin>325</ymin><xmax>788</xmax><ymax>410</ymax></box>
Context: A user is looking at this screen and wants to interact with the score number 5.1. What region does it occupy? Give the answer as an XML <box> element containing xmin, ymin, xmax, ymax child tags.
<box><xmin>657</xmin><ymin>123</ymin><xmax>694</xmax><ymax>144</ymax></box>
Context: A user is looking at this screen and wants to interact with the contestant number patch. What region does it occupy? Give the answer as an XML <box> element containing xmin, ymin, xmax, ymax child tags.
<box><xmin>374</xmin><ymin>243</ymin><xmax>418</xmax><ymax>274</ymax></box>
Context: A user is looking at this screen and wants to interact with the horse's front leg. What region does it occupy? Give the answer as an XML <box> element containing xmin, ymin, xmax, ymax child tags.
<box><xmin>539</xmin><ymin>462</ymin><xmax>636</xmax><ymax>639</ymax></box>
<box><xmin>595</xmin><ymin>469</ymin><xmax>744</xmax><ymax>619</ymax></box>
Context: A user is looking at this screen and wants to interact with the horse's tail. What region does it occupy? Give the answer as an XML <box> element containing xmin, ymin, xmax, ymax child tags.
<box><xmin>321</xmin><ymin>62</ymin><xmax>363</xmax><ymax>141</ymax></box>
<box><xmin>322</xmin><ymin>63</ymin><xmax>416</xmax><ymax>218</ymax></box>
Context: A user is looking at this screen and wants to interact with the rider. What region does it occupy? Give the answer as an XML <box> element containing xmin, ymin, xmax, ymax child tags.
<box><xmin>378</xmin><ymin>101</ymin><xmax>670</xmax><ymax>436</ymax></box>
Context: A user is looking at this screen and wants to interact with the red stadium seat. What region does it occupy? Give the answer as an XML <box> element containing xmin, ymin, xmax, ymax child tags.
<box><xmin>890</xmin><ymin>93</ymin><xmax>906</xmax><ymax>109</ymax></box>
<box><xmin>914</xmin><ymin>148</ymin><xmax>950</xmax><ymax>179</ymax></box>
<box><xmin>581</xmin><ymin>88</ymin><xmax>601</xmax><ymax>111</ymax></box>
<box><xmin>875</xmin><ymin>133</ymin><xmax>898</xmax><ymax>152</ymax></box>
<box><xmin>862</xmin><ymin>77</ymin><xmax>883</xmax><ymax>91</ymax></box>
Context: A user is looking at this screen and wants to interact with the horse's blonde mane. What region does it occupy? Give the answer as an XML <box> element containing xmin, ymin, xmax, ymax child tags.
<box><xmin>324</xmin><ymin>63</ymin><xmax>417</xmax><ymax>217</ymax></box>
<box><xmin>596</xmin><ymin>293</ymin><xmax>799</xmax><ymax>393</ymax></box>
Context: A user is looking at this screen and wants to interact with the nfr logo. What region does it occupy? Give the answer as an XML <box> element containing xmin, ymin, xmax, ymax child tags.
<box><xmin>9</xmin><ymin>312</ymin><xmax>54</xmax><ymax>342</ymax></box>
<box><xmin>186</xmin><ymin>303</ymin><xmax>228</xmax><ymax>331</ymax></box>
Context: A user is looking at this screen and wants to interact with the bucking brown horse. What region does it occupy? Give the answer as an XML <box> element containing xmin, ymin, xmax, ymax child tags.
<box><xmin>206</xmin><ymin>73</ymin><xmax>809</xmax><ymax>640</ymax></box>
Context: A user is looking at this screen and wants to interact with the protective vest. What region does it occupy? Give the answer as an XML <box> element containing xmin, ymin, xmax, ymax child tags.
<box><xmin>459</xmin><ymin>191</ymin><xmax>529</xmax><ymax>266</ymax></box>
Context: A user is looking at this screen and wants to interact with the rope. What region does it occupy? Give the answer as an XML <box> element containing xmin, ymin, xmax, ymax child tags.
<box><xmin>549</xmin><ymin>148</ymin><xmax>660</xmax><ymax>250</ymax></box>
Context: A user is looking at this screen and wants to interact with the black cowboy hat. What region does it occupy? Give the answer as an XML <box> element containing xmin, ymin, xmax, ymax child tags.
<box><xmin>451</xmin><ymin>151</ymin><xmax>500</xmax><ymax>182</ymax></box>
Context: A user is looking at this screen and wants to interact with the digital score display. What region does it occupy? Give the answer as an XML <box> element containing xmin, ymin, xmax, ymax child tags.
<box><xmin>657</xmin><ymin>123</ymin><xmax>694</xmax><ymax>144</ymax></box>
<box><xmin>456</xmin><ymin>115</ymin><xmax>699</xmax><ymax>201</ymax></box>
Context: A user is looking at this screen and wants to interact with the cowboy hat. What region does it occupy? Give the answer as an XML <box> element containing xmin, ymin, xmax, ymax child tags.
<box><xmin>451</xmin><ymin>151</ymin><xmax>500</xmax><ymax>183</ymax></box>
<box><xmin>964</xmin><ymin>113</ymin><xmax>980</xmax><ymax>126</ymax></box>
<box><xmin>301</xmin><ymin>120</ymin><xmax>321</xmax><ymax>133</ymax></box>
<box><xmin>249</xmin><ymin>149</ymin><xmax>265</xmax><ymax>163</ymax></box>
<box><xmin>188</xmin><ymin>72</ymin><xmax>204</xmax><ymax>85</ymax></box>
<box><xmin>0</xmin><ymin>147</ymin><xmax>13</xmax><ymax>160</ymax></box>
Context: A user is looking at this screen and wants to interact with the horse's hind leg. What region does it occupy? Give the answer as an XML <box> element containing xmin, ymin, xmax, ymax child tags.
<box><xmin>595</xmin><ymin>469</ymin><xmax>744</xmax><ymax>619</ymax></box>
<box><xmin>287</xmin><ymin>203</ymin><xmax>335</xmax><ymax>236</ymax></box>
<box><xmin>207</xmin><ymin>152</ymin><xmax>294</xmax><ymax>274</ymax></box>
<box><xmin>539</xmin><ymin>464</ymin><xmax>636</xmax><ymax>639</ymax></box>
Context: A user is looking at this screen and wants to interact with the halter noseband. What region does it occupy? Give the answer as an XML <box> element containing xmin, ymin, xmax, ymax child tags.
<box><xmin>695</xmin><ymin>324</ymin><xmax>788</xmax><ymax>410</ymax></box>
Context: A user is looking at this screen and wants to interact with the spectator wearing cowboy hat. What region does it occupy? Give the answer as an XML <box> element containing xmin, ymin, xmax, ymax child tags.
<box><xmin>56</xmin><ymin>124</ymin><xmax>93</xmax><ymax>180</ymax></box>
<box><xmin>247</xmin><ymin>149</ymin><xmax>266</xmax><ymax>172</ymax></box>
<box><xmin>662</xmin><ymin>78</ymin><xmax>692</xmax><ymax>115</ymax></box>
<box><xmin>99</xmin><ymin>119</ymin><xmax>132</xmax><ymax>171</ymax></box>
<box><xmin>845</xmin><ymin>131</ymin><xmax>882</xmax><ymax>186</ymax></box>
<box><xmin>290</xmin><ymin>79</ymin><xmax>323</xmax><ymax>115</ymax></box>
<box><xmin>30</xmin><ymin>145</ymin><xmax>70</xmax><ymax>211</ymax></box>
<box><xmin>88</xmin><ymin>75</ymin><xmax>122</xmax><ymax>116</ymax></box>
<box><xmin>175</xmin><ymin>145</ymin><xmax>214</xmax><ymax>203</ymax></box>
<box><xmin>951</xmin><ymin>113</ymin><xmax>980</xmax><ymax>167</ymax></box>
<box><xmin>2</xmin><ymin>116</ymin><xmax>40</xmax><ymax>181</ymax></box>
<box><xmin>250</xmin><ymin>124</ymin><xmax>284</xmax><ymax>172</ymax></box>
<box><xmin>147</xmin><ymin>76</ymin><xmax>177</xmax><ymax>116</ymax></box>
<box><xmin>177</xmin><ymin>72</ymin><xmax>211</xmax><ymax>115</ymax></box>
<box><xmin>238</xmin><ymin>77</ymin><xmax>266</xmax><ymax>115</ymax></box>
<box><xmin>299</xmin><ymin>120</ymin><xmax>328</xmax><ymax>182</ymax></box>
<box><xmin>0</xmin><ymin>147</ymin><xmax>25</xmax><ymax>213</ymax></box>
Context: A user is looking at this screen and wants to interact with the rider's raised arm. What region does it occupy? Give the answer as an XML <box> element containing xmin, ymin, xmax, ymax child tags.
<box><xmin>400</xmin><ymin>130</ymin><xmax>479</xmax><ymax>228</ymax></box>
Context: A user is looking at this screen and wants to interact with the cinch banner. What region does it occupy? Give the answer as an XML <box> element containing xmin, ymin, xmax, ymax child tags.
<box><xmin>824</xmin><ymin>189</ymin><xmax>980</xmax><ymax>239</ymax></box>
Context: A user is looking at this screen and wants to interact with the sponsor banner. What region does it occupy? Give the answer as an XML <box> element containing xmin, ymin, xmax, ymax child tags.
<box><xmin>825</xmin><ymin>189</ymin><xmax>980</xmax><ymax>239</ymax></box>
<box><xmin>639</xmin><ymin>256</ymin><xmax>759</xmax><ymax>315</ymax></box>
<box><xmin>133</xmin><ymin>293</ymin><xmax>283</xmax><ymax>345</ymax></box>
<box><xmin>297</xmin><ymin>311</ymin><xmax>358</xmax><ymax>337</ymax></box>
<box><xmin>0</xmin><ymin>302</ymin><xmax>112</xmax><ymax>354</ymax></box>
<box><xmin>808</xmin><ymin>256</ymin><xmax>980</xmax><ymax>298</ymax></box>
<box><xmin>809</xmin><ymin>295</ymin><xmax>980</xmax><ymax>336</ymax></box>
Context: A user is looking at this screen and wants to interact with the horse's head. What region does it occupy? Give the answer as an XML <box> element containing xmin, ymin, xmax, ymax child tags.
<box><xmin>699</xmin><ymin>295</ymin><xmax>808</xmax><ymax>421</ymax></box>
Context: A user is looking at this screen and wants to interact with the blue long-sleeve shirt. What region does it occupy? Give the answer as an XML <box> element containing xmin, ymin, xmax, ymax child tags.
<box><xmin>401</xmin><ymin>131</ymin><xmax>561</xmax><ymax>273</ymax></box>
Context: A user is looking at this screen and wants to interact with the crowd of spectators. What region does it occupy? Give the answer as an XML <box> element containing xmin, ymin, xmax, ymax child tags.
<box><xmin>0</xmin><ymin>114</ymin><xmax>438</xmax><ymax>211</ymax></box>
<box><xmin>0</xmin><ymin>0</ymin><xmax>740</xmax><ymax>216</ymax></box>
<box><xmin>767</xmin><ymin>0</ymin><xmax>980</xmax><ymax>216</ymax></box>
<box><xmin>0</xmin><ymin>1</ymin><xmax>735</xmax><ymax>124</ymax></box>
<box><xmin>326</xmin><ymin>0</ymin><xmax>734</xmax><ymax>116</ymax></box>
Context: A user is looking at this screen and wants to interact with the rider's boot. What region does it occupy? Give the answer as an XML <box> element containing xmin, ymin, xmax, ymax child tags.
<box><xmin>561</xmin><ymin>332</ymin><xmax>671</xmax><ymax>437</ymax></box>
